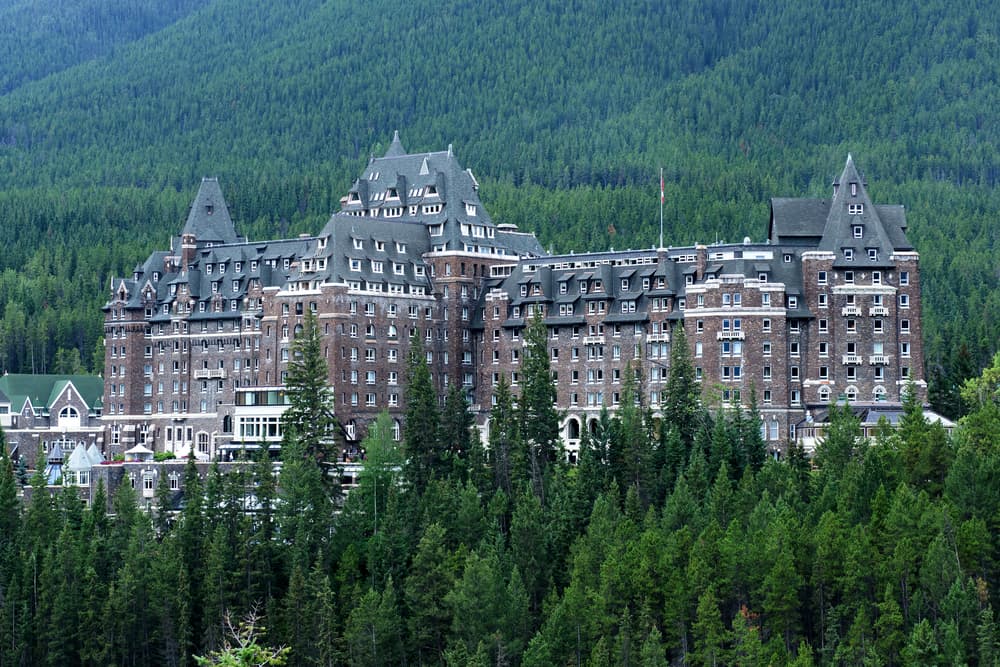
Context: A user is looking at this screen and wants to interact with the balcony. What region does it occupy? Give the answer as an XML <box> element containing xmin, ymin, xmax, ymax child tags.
<box><xmin>869</xmin><ymin>306</ymin><xmax>889</xmax><ymax>316</ymax></box>
<box><xmin>583</xmin><ymin>335</ymin><xmax>606</xmax><ymax>345</ymax></box>
<box><xmin>717</xmin><ymin>330</ymin><xmax>745</xmax><ymax>340</ymax></box>
<box><xmin>841</xmin><ymin>306</ymin><xmax>862</xmax><ymax>316</ymax></box>
<box><xmin>842</xmin><ymin>354</ymin><xmax>863</xmax><ymax>365</ymax></box>
<box><xmin>869</xmin><ymin>354</ymin><xmax>891</xmax><ymax>365</ymax></box>
<box><xmin>193</xmin><ymin>369</ymin><xmax>227</xmax><ymax>380</ymax></box>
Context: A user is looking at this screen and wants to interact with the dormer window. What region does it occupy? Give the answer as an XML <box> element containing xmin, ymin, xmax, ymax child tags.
<box><xmin>465</xmin><ymin>203</ymin><xmax>477</xmax><ymax>216</ymax></box>
<box><xmin>853</xmin><ymin>225</ymin><xmax>863</xmax><ymax>238</ymax></box>
<box><xmin>868</xmin><ymin>248</ymin><xmax>878</xmax><ymax>261</ymax></box>
<box><xmin>844</xmin><ymin>248</ymin><xmax>854</xmax><ymax>261</ymax></box>
<box><xmin>783</xmin><ymin>253</ymin><xmax>792</xmax><ymax>263</ymax></box>
<box><xmin>387</xmin><ymin>187</ymin><xmax>398</xmax><ymax>200</ymax></box>
<box><xmin>348</xmin><ymin>192</ymin><xmax>360</xmax><ymax>203</ymax></box>
<box><xmin>850</xmin><ymin>183</ymin><xmax>858</xmax><ymax>196</ymax></box>
<box><xmin>848</xmin><ymin>203</ymin><xmax>864</xmax><ymax>215</ymax></box>
<box><xmin>206</xmin><ymin>205</ymin><xmax>214</xmax><ymax>216</ymax></box>
<box><xmin>426</xmin><ymin>185</ymin><xmax>437</xmax><ymax>196</ymax></box>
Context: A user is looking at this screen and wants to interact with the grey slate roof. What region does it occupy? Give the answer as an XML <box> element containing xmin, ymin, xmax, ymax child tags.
<box><xmin>768</xmin><ymin>156</ymin><xmax>912</xmax><ymax>263</ymax></box>
<box><xmin>181</xmin><ymin>178</ymin><xmax>243</xmax><ymax>245</ymax></box>
<box><xmin>107</xmin><ymin>135</ymin><xmax>545</xmax><ymax>316</ymax></box>
<box><xmin>819</xmin><ymin>155</ymin><xmax>898</xmax><ymax>268</ymax></box>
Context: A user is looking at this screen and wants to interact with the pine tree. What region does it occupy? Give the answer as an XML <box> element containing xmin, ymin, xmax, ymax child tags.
<box><xmin>663</xmin><ymin>323</ymin><xmax>701</xmax><ymax>455</ymax></box>
<box><xmin>405</xmin><ymin>523</ymin><xmax>457</xmax><ymax>664</ymax></box>
<box><xmin>488</xmin><ymin>374</ymin><xmax>520</xmax><ymax>497</ymax></box>
<box><xmin>610</xmin><ymin>361</ymin><xmax>655</xmax><ymax>507</ymax></box>
<box><xmin>282</xmin><ymin>309</ymin><xmax>340</xmax><ymax>488</ymax></box>
<box><xmin>518</xmin><ymin>311</ymin><xmax>561</xmax><ymax>502</ymax></box>
<box><xmin>403</xmin><ymin>330</ymin><xmax>441</xmax><ymax>496</ymax></box>
<box><xmin>0</xmin><ymin>440</ymin><xmax>19</xmax><ymax>560</ymax></box>
<box><xmin>440</xmin><ymin>382</ymin><xmax>475</xmax><ymax>480</ymax></box>
<box><xmin>692</xmin><ymin>586</ymin><xmax>728</xmax><ymax>667</ymax></box>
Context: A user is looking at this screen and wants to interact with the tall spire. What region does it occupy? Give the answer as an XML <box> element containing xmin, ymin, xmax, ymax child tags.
<box><xmin>384</xmin><ymin>130</ymin><xmax>406</xmax><ymax>157</ymax></box>
<box><xmin>181</xmin><ymin>177</ymin><xmax>239</xmax><ymax>245</ymax></box>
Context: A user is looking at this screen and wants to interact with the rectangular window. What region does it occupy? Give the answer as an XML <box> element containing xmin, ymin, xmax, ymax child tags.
<box><xmin>818</xmin><ymin>271</ymin><xmax>827</xmax><ymax>285</ymax></box>
<box><xmin>900</xmin><ymin>271</ymin><xmax>910</xmax><ymax>286</ymax></box>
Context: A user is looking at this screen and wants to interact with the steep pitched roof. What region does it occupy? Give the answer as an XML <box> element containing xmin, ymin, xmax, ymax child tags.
<box><xmin>384</xmin><ymin>130</ymin><xmax>407</xmax><ymax>157</ymax></box>
<box><xmin>181</xmin><ymin>177</ymin><xmax>241</xmax><ymax>244</ymax></box>
<box><xmin>819</xmin><ymin>155</ymin><xmax>898</xmax><ymax>268</ymax></box>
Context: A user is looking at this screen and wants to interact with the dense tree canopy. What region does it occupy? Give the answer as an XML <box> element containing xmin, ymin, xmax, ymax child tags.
<box><xmin>1</xmin><ymin>357</ymin><xmax>999</xmax><ymax>664</ymax></box>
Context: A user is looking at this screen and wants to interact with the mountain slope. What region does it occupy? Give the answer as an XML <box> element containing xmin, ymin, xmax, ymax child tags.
<box><xmin>0</xmin><ymin>0</ymin><xmax>996</xmax><ymax>407</ymax></box>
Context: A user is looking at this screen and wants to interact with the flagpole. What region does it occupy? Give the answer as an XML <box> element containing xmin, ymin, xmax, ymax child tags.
<box><xmin>659</xmin><ymin>167</ymin><xmax>664</xmax><ymax>249</ymax></box>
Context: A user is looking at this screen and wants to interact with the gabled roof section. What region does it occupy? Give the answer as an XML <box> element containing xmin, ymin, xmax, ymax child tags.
<box><xmin>819</xmin><ymin>155</ymin><xmax>899</xmax><ymax>268</ymax></box>
<box><xmin>768</xmin><ymin>198</ymin><xmax>830</xmax><ymax>245</ymax></box>
<box><xmin>181</xmin><ymin>177</ymin><xmax>241</xmax><ymax>244</ymax></box>
<box><xmin>0</xmin><ymin>375</ymin><xmax>104</xmax><ymax>412</ymax></box>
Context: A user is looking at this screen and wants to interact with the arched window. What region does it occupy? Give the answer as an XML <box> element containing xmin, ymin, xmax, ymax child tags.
<box><xmin>845</xmin><ymin>386</ymin><xmax>858</xmax><ymax>402</ymax></box>
<box><xmin>566</xmin><ymin>417</ymin><xmax>581</xmax><ymax>440</ymax></box>
<box><xmin>59</xmin><ymin>405</ymin><xmax>81</xmax><ymax>429</ymax></box>
<box><xmin>818</xmin><ymin>387</ymin><xmax>831</xmax><ymax>403</ymax></box>
<box><xmin>873</xmin><ymin>386</ymin><xmax>887</xmax><ymax>402</ymax></box>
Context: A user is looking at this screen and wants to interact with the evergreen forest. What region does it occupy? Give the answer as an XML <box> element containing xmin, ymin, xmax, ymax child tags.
<box><xmin>2</xmin><ymin>315</ymin><xmax>1000</xmax><ymax>665</ymax></box>
<box><xmin>0</xmin><ymin>0</ymin><xmax>998</xmax><ymax>419</ymax></box>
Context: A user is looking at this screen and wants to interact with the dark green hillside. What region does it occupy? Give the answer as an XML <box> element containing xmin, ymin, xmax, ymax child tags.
<box><xmin>0</xmin><ymin>0</ymin><xmax>997</xmax><ymax>411</ymax></box>
<box><xmin>0</xmin><ymin>0</ymin><xmax>206</xmax><ymax>95</ymax></box>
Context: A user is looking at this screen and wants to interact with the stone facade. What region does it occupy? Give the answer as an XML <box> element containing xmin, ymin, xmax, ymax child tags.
<box><xmin>102</xmin><ymin>143</ymin><xmax>924</xmax><ymax>459</ymax></box>
<box><xmin>0</xmin><ymin>374</ymin><xmax>104</xmax><ymax>466</ymax></box>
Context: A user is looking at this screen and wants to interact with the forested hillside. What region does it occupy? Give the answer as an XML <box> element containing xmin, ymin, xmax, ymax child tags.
<box><xmin>2</xmin><ymin>318</ymin><xmax>1000</xmax><ymax>665</ymax></box>
<box><xmin>0</xmin><ymin>0</ymin><xmax>998</xmax><ymax>415</ymax></box>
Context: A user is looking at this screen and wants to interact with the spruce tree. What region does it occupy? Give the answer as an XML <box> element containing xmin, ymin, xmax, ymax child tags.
<box><xmin>403</xmin><ymin>330</ymin><xmax>441</xmax><ymax>496</ymax></box>
<box><xmin>0</xmin><ymin>440</ymin><xmax>19</xmax><ymax>558</ymax></box>
<box><xmin>488</xmin><ymin>374</ymin><xmax>519</xmax><ymax>497</ymax></box>
<box><xmin>663</xmin><ymin>323</ymin><xmax>702</xmax><ymax>456</ymax></box>
<box><xmin>282</xmin><ymin>309</ymin><xmax>339</xmax><ymax>483</ymax></box>
<box><xmin>518</xmin><ymin>311</ymin><xmax>561</xmax><ymax>502</ymax></box>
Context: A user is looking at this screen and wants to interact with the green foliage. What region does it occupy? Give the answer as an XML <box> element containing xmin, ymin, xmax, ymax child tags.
<box><xmin>282</xmin><ymin>309</ymin><xmax>339</xmax><ymax>476</ymax></box>
<box><xmin>1</xmin><ymin>370</ymin><xmax>1000</xmax><ymax>665</ymax></box>
<box><xmin>403</xmin><ymin>332</ymin><xmax>441</xmax><ymax>495</ymax></box>
<box><xmin>518</xmin><ymin>312</ymin><xmax>562</xmax><ymax>501</ymax></box>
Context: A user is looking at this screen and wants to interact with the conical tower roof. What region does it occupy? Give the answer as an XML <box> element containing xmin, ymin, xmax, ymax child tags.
<box><xmin>181</xmin><ymin>177</ymin><xmax>239</xmax><ymax>244</ymax></box>
<box><xmin>384</xmin><ymin>130</ymin><xmax>406</xmax><ymax>157</ymax></box>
